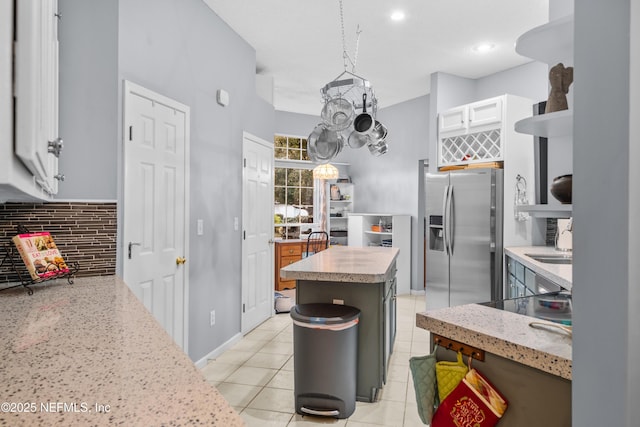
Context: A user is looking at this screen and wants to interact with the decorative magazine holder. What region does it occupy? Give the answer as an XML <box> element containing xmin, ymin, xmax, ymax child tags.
<box><xmin>1</xmin><ymin>225</ymin><xmax>79</xmax><ymax>295</ymax></box>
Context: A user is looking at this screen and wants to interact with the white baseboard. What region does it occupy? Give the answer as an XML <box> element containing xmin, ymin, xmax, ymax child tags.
<box><xmin>410</xmin><ymin>289</ymin><xmax>426</xmax><ymax>296</ymax></box>
<box><xmin>193</xmin><ymin>332</ymin><xmax>243</xmax><ymax>369</ymax></box>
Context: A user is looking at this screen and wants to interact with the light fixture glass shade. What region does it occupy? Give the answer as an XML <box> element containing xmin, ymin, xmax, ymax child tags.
<box><xmin>313</xmin><ymin>163</ymin><xmax>339</xmax><ymax>180</ymax></box>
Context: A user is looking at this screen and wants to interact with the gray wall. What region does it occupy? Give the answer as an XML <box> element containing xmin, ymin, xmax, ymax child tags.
<box><xmin>573</xmin><ymin>0</ymin><xmax>639</xmax><ymax>425</ymax></box>
<box><xmin>275</xmin><ymin>110</ymin><xmax>320</xmax><ymax>137</ymax></box>
<box><xmin>59</xmin><ymin>0</ymin><xmax>275</xmax><ymax>362</ymax></box>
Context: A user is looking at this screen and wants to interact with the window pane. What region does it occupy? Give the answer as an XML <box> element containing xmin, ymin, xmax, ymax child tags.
<box><xmin>301</xmin><ymin>188</ymin><xmax>314</xmax><ymax>205</ymax></box>
<box><xmin>289</xmin><ymin>138</ymin><xmax>301</xmax><ymax>149</ymax></box>
<box><xmin>287</xmin><ymin>169</ymin><xmax>300</xmax><ymax>186</ymax></box>
<box><xmin>301</xmin><ymin>169</ymin><xmax>314</xmax><ymax>187</ymax></box>
<box><xmin>274</xmin><ymin>187</ymin><xmax>286</xmax><ymax>204</ymax></box>
<box><xmin>287</xmin><ymin>148</ymin><xmax>300</xmax><ymax>160</ymax></box>
<box><xmin>275</xmin><ymin>168</ymin><xmax>286</xmax><ymax>186</ymax></box>
<box><xmin>275</xmin><ymin>147</ymin><xmax>287</xmax><ymax>159</ymax></box>
<box><xmin>274</xmin><ymin>135</ymin><xmax>287</xmax><ymax>148</ymax></box>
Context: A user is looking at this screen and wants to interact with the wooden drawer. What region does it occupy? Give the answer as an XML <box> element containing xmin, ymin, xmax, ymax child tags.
<box><xmin>282</xmin><ymin>255</ymin><xmax>301</xmax><ymax>267</ymax></box>
<box><xmin>280</xmin><ymin>244</ymin><xmax>302</xmax><ymax>257</ymax></box>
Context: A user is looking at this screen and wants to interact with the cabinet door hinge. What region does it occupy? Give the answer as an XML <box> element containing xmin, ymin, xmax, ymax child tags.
<box><xmin>243</xmin><ymin>230</ymin><xmax>246</xmax><ymax>240</ymax></box>
<box><xmin>242</xmin><ymin>303</ymin><xmax>245</xmax><ymax>313</ymax></box>
<box><xmin>129</xmin><ymin>126</ymin><xmax>133</xmax><ymax>141</ymax></box>
<box><xmin>243</xmin><ymin>158</ymin><xmax>246</xmax><ymax>167</ymax></box>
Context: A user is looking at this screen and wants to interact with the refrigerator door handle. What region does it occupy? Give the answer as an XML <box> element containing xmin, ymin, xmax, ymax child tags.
<box><xmin>448</xmin><ymin>186</ymin><xmax>455</xmax><ymax>254</ymax></box>
<box><xmin>442</xmin><ymin>185</ymin><xmax>450</xmax><ymax>255</ymax></box>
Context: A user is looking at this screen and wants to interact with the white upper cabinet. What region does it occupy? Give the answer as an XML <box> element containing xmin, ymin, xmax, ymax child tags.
<box><xmin>14</xmin><ymin>0</ymin><xmax>61</xmax><ymax>195</ymax></box>
<box><xmin>438</xmin><ymin>97</ymin><xmax>503</xmax><ymax>139</ymax></box>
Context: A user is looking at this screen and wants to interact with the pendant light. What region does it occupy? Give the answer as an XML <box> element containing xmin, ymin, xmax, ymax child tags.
<box><xmin>313</xmin><ymin>163</ymin><xmax>339</xmax><ymax>180</ymax></box>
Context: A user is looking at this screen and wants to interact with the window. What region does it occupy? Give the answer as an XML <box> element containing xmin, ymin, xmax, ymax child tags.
<box><xmin>274</xmin><ymin>135</ymin><xmax>315</xmax><ymax>239</ymax></box>
<box><xmin>274</xmin><ymin>135</ymin><xmax>309</xmax><ymax>161</ymax></box>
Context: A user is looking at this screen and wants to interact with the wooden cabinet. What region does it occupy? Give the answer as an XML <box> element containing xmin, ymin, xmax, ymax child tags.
<box><xmin>274</xmin><ymin>240</ymin><xmax>304</xmax><ymax>291</ymax></box>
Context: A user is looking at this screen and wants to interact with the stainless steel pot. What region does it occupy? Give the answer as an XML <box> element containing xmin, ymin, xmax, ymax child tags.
<box><xmin>308</xmin><ymin>124</ymin><xmax>343</xmax><ymax>162</ymax></box>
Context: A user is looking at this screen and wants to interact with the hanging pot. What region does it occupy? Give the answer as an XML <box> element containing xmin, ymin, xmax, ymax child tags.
<box><xmin>308</xmin><ymin>124</ymin><xmax>343</xmax><ymax>162</ymax></box>
<box><xmin>321</xmin><ymin>97</ymin><xmax>355</xmax><ymax>131</ymax></box>
<box><xmin>370</xmin><ymin>120</ymin><xmax>388</xmax><ymax>143</ymax></box>
<box><xmin>347</xmin><ymin>130</ymin><xmax>370</xmax><ymax>149</ymax></box>
<box><xmin>353</xmin><ymin>93</ymin><xmax>375</xmax><ymax>135</ymax></box>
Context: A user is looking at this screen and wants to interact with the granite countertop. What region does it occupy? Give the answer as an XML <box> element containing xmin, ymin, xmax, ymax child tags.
<box><xmin>280</xmin><ymin>246</ymin><xmax>399</xmax><ymax>283</ymax></box>
<box><xmin>0</xmin><ymin>276</ymin><xmax>244</xmax><ymax>427</ymax></box>
<box><xmin>417</xmin><ymin>303</ymin><xmax>572</xmax><ymax>380</ymax></box>
<box><xmin>505</xmin><ymin>246</ymin><xmax>572</xmax><ymax>290</ymax></box>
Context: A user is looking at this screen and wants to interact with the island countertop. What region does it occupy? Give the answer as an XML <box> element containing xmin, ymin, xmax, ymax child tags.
<box><xmin>280</xmin><ymin>246</ymin><xmax>400</xmax><ymax>283</ymax></box>
<box><xmin>0</xmin><ymin>276</ymin><xmax>244</xmax><ymax>427</ymax></box>
<box><xmin>417</xmin><ymin>303</ymin><xmax>572</xmax><ymax>380</ymax></box>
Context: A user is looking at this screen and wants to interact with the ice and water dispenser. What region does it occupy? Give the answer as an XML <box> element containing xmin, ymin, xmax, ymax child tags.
<box><xmin>428</xmin><ymin>215</ymin><xmax>444</xmax><ymax>252</ymax></box>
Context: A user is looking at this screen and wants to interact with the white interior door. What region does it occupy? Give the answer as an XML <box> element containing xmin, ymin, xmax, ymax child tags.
<box><xmin>242</xmin><ymin>132</ymin><xmax>273</xmax><ymax>334</ymax></box>
<box><xmin>122</xmin><ymin>81</ymin><xmax>190</xmax><ymax>351</ymax></box>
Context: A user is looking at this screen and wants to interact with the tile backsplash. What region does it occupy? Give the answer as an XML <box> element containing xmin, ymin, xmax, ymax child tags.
<box><xmin>0</xmin><ymin>202</ymin><xmax>116</xmax><ymax>284</ymax></box>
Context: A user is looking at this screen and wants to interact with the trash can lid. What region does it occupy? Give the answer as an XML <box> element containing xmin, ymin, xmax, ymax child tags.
<box><xmin>290</xmin><ymin>303</ymin><xmax>360</xmax><ymax>325</ymax></box>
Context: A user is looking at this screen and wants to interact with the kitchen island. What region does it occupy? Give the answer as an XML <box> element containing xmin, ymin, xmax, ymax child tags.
<box><xmin>281</xmin><ymin>246</ymin><xmax>399</xmax><ymax>402</ymax></box>
<box><xmin>0</xmin><ymin>276</ymin><xmax>243</xmax><ymax>427</ymax></box>
<box><xmin>417</xmin><ymin>302</ymin><xmax>571</xmax><ymax>426</ymax></box>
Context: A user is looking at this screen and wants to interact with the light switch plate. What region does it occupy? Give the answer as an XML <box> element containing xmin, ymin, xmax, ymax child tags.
<box><xmin>197</xmin><ymin>219</ymin><xmax>204</xmax><ymax>235</ymax></box>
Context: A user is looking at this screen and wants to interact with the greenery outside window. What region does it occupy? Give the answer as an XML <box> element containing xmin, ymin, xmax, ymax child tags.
<box><xmin>274</xmin><ymin>135</ymin><xmax>315</xmax><ymax>239</ymax></box>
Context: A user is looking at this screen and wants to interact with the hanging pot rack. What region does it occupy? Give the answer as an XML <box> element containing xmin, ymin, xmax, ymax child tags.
<box><xmin>308</xmin><ymin>0</ymin><xmax>387</xmax><ymax>163</ymax></box>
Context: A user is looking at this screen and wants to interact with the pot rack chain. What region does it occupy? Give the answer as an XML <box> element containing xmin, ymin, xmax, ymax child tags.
<box><xmin>339</xmin><ymin>0</ymin><xmax>361</xmax><ymax>73</ymax></box>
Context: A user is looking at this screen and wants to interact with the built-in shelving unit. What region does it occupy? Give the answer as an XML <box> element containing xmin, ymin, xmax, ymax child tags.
<box><xmin>514</xmin><ymin>14</ymin><xmax>575</xmax><ymax>219</ymax></box>
<box><xmin>515</xmin><ymin>14</ymin><xmax>574</xmax><ymax>64</ymax></box>
<box><xmin>515</xmin><ymin>204</ymin><xmax>572</xmax><ymax>218</ymax></box>
<box><xmin>326</xmin><ymin>181</ymin><xmax>353</xmax><ymax>246</ymax></box>
<box><xmin>348</xmin><ymin>213</ymin><xmax>411</xmax><ymax>295</ymax></box>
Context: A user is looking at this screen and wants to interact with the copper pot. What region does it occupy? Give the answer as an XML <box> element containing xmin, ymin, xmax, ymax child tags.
<box><xmin>550</xmin><ymin>174</ymin><xmax>572</xmax><ymax>204</ymax></box>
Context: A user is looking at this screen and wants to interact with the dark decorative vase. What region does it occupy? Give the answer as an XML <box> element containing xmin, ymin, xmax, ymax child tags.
<box><xmin>550</xmin><ymin>174</ymin><xmax>572</xmax><ymax>204</ymax></box>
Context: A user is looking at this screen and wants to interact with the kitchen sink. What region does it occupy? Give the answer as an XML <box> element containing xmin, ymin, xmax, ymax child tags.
<box><xmin>525</xmin><ymin>253</ymin><xmax>573</xmax><ymax>264</ymax></box>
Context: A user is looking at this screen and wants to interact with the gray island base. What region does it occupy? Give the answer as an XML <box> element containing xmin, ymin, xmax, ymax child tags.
<box><xmin>417</xmin><ymin>304</ymin><xmax>572</xmax><ymax>426</ymax></box>
<box><xmin>281</xmin><ymin>246</ymin><xmax>399</xmax><ymax>402</ymax></box>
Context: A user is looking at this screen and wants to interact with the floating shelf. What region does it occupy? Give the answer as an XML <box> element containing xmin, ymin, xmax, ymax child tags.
<box><xmin>514</xmin><ymin>110</ymin><xmax>573</xmax><ymax>138</ymax></box>
<box><xmin>516</xmin><ymin>204</ymin><xmax>572</xmax><ymax>218</ymax></box>
<box><xmin>515</xmin><ymin>15</ymin><xmax>574</xmax><ymax>64</ymax></box>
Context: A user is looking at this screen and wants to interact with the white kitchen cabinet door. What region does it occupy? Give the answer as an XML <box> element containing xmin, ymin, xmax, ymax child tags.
<box><xmin>14</xmin><ymin>0</ymin><xmax>60</xmax><ymax>194</ymax></box>
<box><xmin>468</xmin><ymin>97</ymin><xmax>503</xmax><ymax>130</ymax></box>
<box><xmin>438</xmin><ymin>106</ymin><xmax>468</xmax><ymax>136</ymax></box>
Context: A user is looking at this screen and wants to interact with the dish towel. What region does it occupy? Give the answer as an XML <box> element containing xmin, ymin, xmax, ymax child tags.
<box><xmin>409</xmin><ymin>345</ymin><xmax>438</xmax><ymax>424</ymax></box>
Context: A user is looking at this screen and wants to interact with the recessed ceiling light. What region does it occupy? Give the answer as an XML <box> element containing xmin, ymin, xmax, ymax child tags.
<box><xmin>472</xmin><ymin>43</ymin><xmax>496</xmax><ymax>54</ymax></box>
<box><xmin>390</xmin><ymin>10</ymin><xmax>406</xmax><ymax>21</ymax></box>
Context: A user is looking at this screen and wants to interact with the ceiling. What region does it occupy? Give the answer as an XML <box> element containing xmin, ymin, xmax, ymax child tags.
<box><xmin>203</xmin><ymin>0</ymin><xmax>549</xmax><ymax>116</ymax></box>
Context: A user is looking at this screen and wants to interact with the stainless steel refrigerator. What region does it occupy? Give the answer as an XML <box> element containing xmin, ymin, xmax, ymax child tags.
<box><xmin>425</xmin><ymin>168</ymin><xmax>504</xmax><ymax>310</ymax></box>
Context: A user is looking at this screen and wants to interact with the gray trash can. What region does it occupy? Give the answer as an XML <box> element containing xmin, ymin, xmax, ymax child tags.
<box><xmin>291</xmin><ymin>303</ymin><xmax>360</xmax><ymax>419</ymax></box>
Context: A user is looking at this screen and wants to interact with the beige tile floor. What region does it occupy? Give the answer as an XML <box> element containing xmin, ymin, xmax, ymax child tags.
<box><xmin>202</xmin><ymin>294</ymin><xmax>431</xmax><ymax>426</ymax></box>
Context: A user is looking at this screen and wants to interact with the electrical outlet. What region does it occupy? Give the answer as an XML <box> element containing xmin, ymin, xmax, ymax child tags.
<box><xmin>333</xmin><ymin>299</ymin><xmax>344</xmax><ymax>305</ymax></box>
<box><xmin>210</xmin><ymin>310</ymin><xmax>215</xmax><ymax>326</ymax></box>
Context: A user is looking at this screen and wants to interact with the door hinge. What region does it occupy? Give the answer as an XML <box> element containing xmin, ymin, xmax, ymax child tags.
<box><xmin>129</xmin><ymin>126</ymin><xmax>133</xmax><ymax>141</ymax></box>
<box><xmin>243</xmin><ymin>230</ymin><xmax>246</xmax><ymax>240</ymax></box>
<box><xmin>243</xmin><ymin>303</ymin><xmax>245</xmax><ymax>313</ymax></box>
<box><xmin>243</xmin><ymin>158</ymin><xmax>246</xmax><ymax>167</ymax></box>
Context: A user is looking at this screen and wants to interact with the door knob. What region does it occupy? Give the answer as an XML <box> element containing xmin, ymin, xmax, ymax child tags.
<box><xmin>176</xmin><ymin>257</ymin><xmax>187</xmax><ymax>265</ymax></box>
